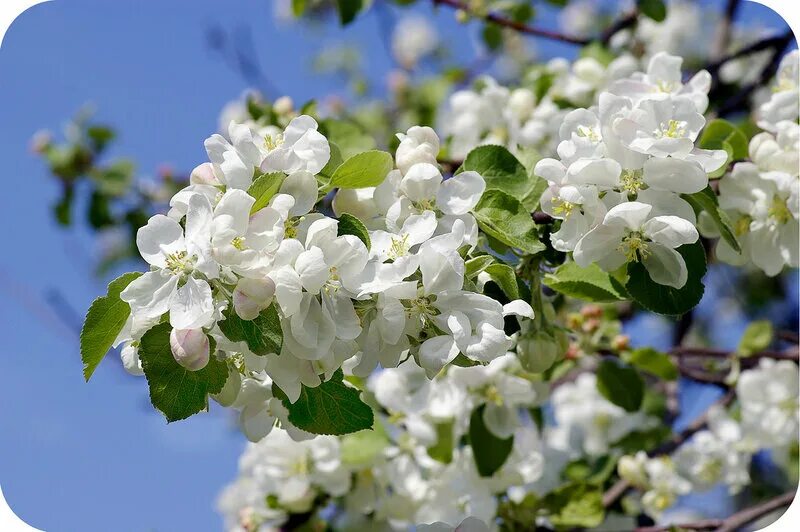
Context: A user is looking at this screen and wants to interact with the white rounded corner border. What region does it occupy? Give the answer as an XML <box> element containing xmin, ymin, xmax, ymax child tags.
<box><xmin>0</xmin><ymin>0</ymin><xmax>796</xmax><ymax>531</ymax></box>
<box><xmin>0</xmin><ymin>0</ymin><xmax>51</xmax><ymax>49</ymax></box>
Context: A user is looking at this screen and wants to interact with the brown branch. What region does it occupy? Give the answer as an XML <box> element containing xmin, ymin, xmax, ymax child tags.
<box><xmin>600</xmin><ymin>9</ymin><xmax>638</xmax><ymax>46</ymax></box>
<box><xmin>431</xmin><ymin>0</ymin><xmax>590</xmax><ymax>45</ymax></box>
<box><xmin>671</xmin><ymin>346</ymin><xmax>799</xmax><ymax>362</ymax></box>
<box><xmin>705</xmin><ymin>29</ymin><xmax>794</xmax><ymax>77</ymax></box>
<box><xmin>634</xmin><ymin>490</ymin><xmax>796</xmax><ymax>532</ymax></box>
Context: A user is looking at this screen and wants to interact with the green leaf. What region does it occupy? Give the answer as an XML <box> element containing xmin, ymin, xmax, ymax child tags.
<box><xmin>544</xmin><ymin>262</ymin><xmax>629</xmax><ymax>302</ymax></box>
<box><xmin>465</xmin><ymin>255</ymin><xmax>495</xmax><ymax>278</ymax></box>
<box><xmin>218</xmin><ymin>304</ymin><xmax>282</xmax><ymax>356</ymax></box>
<box><xmin>80</xmin><ymin>272</ymin><xmax>142</xmax><ymax>381</ymax></box>
<box><xmin>291</xmin><ymin>0</ymin><xmax>307</xmax><ymax>16</ymax></box>
<box><xmin>90</xmin><ymin>160</ymin><xmax>134</xmax><ymax>196</ymax></box>
<box><xmin>138</xmin><ymin>323</ymin><xmax>228</xmax><ymax>422</ymax></box>
<box><xmin>737</xmin><ymin>320</ymin><xmax>774</xmax><ymax>357</ymax></box>
<box><xmin>637</xmin><ymin>0</ymin><xmax>667</xmax><ymax>22</ymax></box>
<box><xmin>336</xmin><ymin>0</ymin><xmax>364</xmax><ymax>25</ymax></box>
<box><xmin>481</xmin><ymin>23</ymin><xmax>503</xmax><ymax>51</ymax></box>
<box><xmin>320</xmin><ymin>119</ymin><xmax>377</xmax><ymax>160</ymax></box>
<box><xmin>473</xmin><ymin>190</ymin><xmax>545</xmax><ymax>254</ymax></box>
<box><xmin>427</xmin><ymin>420</ymin><xmax>455</xmax><ymax>464</ymax></box>
<box><xmin>341</xmin><ymin>424</ymin><xmax>389</xmax><ymax>466</ymax></box>
<box><xmin>698</xmin><ymin>119</ymin><xmax>748</xmax><ymax>177</ymax></box>
<box><xmin>337</xmin><ymin>212</ymin><xmax>371</xmax><ymax>250</ymax></box>
<box><xmin>469</xmin><ymin>404</ymin><xmax>514</xmax><ymax>477</ymax></box>
<box><xmin>683</xmin><ymin>186</ymin><xmax>741</xmax><ymax>253</ymax></box>
<box><xmin>596</xmin><ymin>359</ymin><xmax>644</xmax><ymax>412</ymax></box>
<box><xmin>541</xmin><ymin>483</ymin><xmax>605</xmax><ymax>528</ymax></box>
<box><xmin>281</xmin><ymin>370</ymin><xmax>374</xmax><ymax>435</ymax></box>
<box><xmin>625</xmin><ymin>241</ymin><xmax>706</xmax><ymax>316</ymax></box>
<box><xmin>622</xmin><ymin>347</ymin><xmax>678</xmax><ymax>380</ymax></box>
<box><xmin>460</xmin><ymin>145</ymin><xmax>541</xmax><ymax>211</ymax></box>
<box><xmin>483</xmin><ymin>263</ymin><xmax>520</xmax><ymax>300</ymax></box>
<box><xmin>563</xmin><ymin>455</ymin><xmax>617</xmax><ymax>485</ymax></box>
<box><xmin>318</xmin><ymin>142</ymin><xmax>343</xmax><ymax>182</ymax></box>
<box><xmin>248</xmin><ymin>172</ymin><xmax>286</xmax><ymax>213</ymax></box>
<box><xmin>329</xmin><ymin>150</ymin><xmax>393</xmax><ymax>189</ymax></box>
<box><xmin>579</xmin><ymin>42</ymin><xmax>615</xmax><ymax>66</ymax></box>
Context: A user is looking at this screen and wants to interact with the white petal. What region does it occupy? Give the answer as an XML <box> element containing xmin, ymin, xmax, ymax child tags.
<box><xmin>399</xmin><ymin>163</ymin><xmax>442</xmax><ymax>202</ymax></box>
<box><xmin>642</xmin><ymin>215</ymin><xmax>698</xmax><ymax>248</ymax></box>
<box><xmin>120</xmin><ymin>271</ymin><xmax>178</xmax><ymax>319</ymax></box>
<box><xmin>437</xmin><ymin>171</ymin><xmax>486</xmax><ymax>215</ymax></box>
<box><xmin>136</xmin><ymin>215</ymin><xmax>185</xmax><ymax>268</ymax></box>
<box><xmin>295</xmin><ymin>247</ymin><xmax>329</xmax><ymax>294</ymax></box>
<box><xmin>280</xmin><ymin>171</ymin><xmax>318</xmax><ymax>216</ymax></box>
<box><xmin>643</xmin><ymin>157</ymin><xmax>707</xmax><ymax>194</ymax></box>
<box><xmin>419</xmin><ymin>335</ymin><xmax>460</xmax><ymax>378</ymax></box>
<box><xmin>643</xmin><ymin>243</ymin><xmax>688</xmax><ymax>288</ymax></box>
<box><xmin>170</xmin><ymin>277</ymin><xmax>215</xmax><ymax>330</ymax></box>
<box><xmin>604</xmin><ymin>201</ymin><xmax>652</xmax><ymax>230</ymax></box>
<box><xmin>503</xmin><ymin>300</ymin><xmax>534</xmax><ymax>319</ymax></box>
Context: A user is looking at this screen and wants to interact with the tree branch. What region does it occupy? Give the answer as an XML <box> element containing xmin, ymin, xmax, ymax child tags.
<box><xmin>431</xmin><ymin>0</ymin><xmax>591</xmax><ymax>45</ymax></box>
<box><xmin>634</xmin><ymin>490</ymin><xmax>796</xmax><ymax>532</ymax></box>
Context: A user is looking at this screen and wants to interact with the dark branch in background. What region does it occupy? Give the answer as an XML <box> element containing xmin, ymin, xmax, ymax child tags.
<box><xmin>600</xmin><ymin>9</ymin><xmax>638</xmax><ymax>46</ymax></box>
<box><xmin>602</xmin><ymin>390</ymin><xmax>736</xmax><ymax>508</ymax></box>
<box><xmin>705</xmin><ymin>29</ymin><xmax>795</xmax><ymax>78</ymax></box>
<box><xmin>206</xmin><ymin>24</ymin><xmax>282</xmax><ymax>98</ymax></box>
<box><xmin>711</xmin><ymin>0</ymin><xmax>742</xmax><ymax>59</ymax></box>
<box><xmin>431</xmin><ymin>0</ymin><xmax>591</xmax><ymax>45</ymax></box>
<box><xmin>634</xmin><ymin>490</ymin><xmax>796</xmax><ymax>532</ymax></box>
<box><xmin>712</xmin><ymin>29</ymin><xmax>795</xmax><ymax>118</ymax></box>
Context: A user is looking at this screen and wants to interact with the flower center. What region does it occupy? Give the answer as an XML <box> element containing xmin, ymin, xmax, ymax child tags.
<box><xmin>264</xmin><ymin>133</ymin><xmax>284</xmax><ymax>151</ymax></box>
<box><xmin>551</xmin><ymin>197</ymin><xmax>576</xmax><ymax>217</ymax></box>
<box><xmin>165</xmin><ymin>251</ymin><xmax>195</xmax><ymax>275</ymax></box>
<box><xmin>655</xmin><ymin>119</ymin><xmax>687</xmax><ymax>139</ymax></box>
<box><xmin>618</xmin><ymin>231</ymin><xmax>650</xmax><ymax>262</ymax></box>
<box><xmin>389</xmin><ymin>233</ymin><xmax>411</xmax><ymax>259</ymax></box>
<box><xmin>231</xmin><ymin>236</ymin><xmax>246</xmax><ymax>250</ymax></box>
<box><xmin>768</xmin><ymin>195</ymin><xmax>792</xmax><ymax>225</ymax></box>
<box><xmin>735</xmin><ymin>215</ymin><xmax>752</xmax><ymax>235</ymax></box>
<box><xmin>621</xmin><ymin>168</ymin><xmax>644</xmax><ymax>194</ymax></box>
<box><xmin>576</xmin><ymin>125</ymin><xmax>601</xmax><ymax>142</ymax></box>
<box><xmin>656</xmin><ymin>80</ymin><xmax>677</xmax><ymax>93</ymax></box>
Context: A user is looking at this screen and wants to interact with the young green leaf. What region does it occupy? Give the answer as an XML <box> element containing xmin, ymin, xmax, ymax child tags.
<box><xmin>737</xmin><ymin>320</ymin><xmax>774</xmax><ymax>357</ymax></box>
<box><xmin>483</xmin><ymin>263</ymin><xmax>521</xmax><ymax>300</ymax></box>
<box><xmin>544</xmin><ymin>262</ymin><xmax>629</xmax><ymax>302</ymax></box>
<box><xmin>341</xmin><ymin>424</ymin><xmax>389</xmax><ymax>466</ymax></box>
<box><xmin>460</xmin><ymin>145</ymin><xmax>542</xmax><ymax>210</ymax></box>
<box><xmin>622</xmin><ymin>347</ymin><xmax>679</xmax><ymax>380</ymax></box>
<box><xmin>280</xmin><ymin>370</ymin><xmax>374</xmax><ymax>435</ymax></box>
<box><xmin>218</xmin><ymin>304</ymin><xmax>283</xmax><ymax>356</ymax></box>
<box><xmin>541</xmin><ymin>483</ymin><xmax>605</xmax><ymax>528</ymax></box>
<box><xmin>337</xmin><ymin>212</ymin><xmax>371</xmax><ymax>250</ymax></box>
<box><xmin>336</xmin><ymin>0</ymin><xmax>364</xmax><ymax>25</ymax></box>
<box><xmin>427</xmin><ymin>421</ymin><xmax>455</xmax><ymax>464</ymax></box>
<box><xmin>318</xmin><ymin>142</ymin><xmax>343</xmax><ymax>183</ymax></box>
<box><xmin>469</xmin><ymin>404</ymin><xmax>514</xmax><ymax>477</ymax></box>
<box><xmin>625</xmin><ymin>241</ymin><xmax>706</xmax><ymax>316</ymax></box>
<box><xmin>248</xmin><ymin>172</ymin><xmax>286</xmax><ymax>213</ymax></box>
<box><xmin>596</xmin><ymin>359</ymin><xmax>645</xmax><ymax>412</ymax></box>
<box><xmin>683</xmin><ymin>186</ymin><xmax>741</xmax><ymax>253</ymax></box>
<box><xmin>697</xmin><ymin>119</ymin><xmax>748</xmax><ymax>177</ymax></box>
<box><xmin>473</xmin><ymin>190</ymin><xmax>545</xmax><ymax>254</ymax></box>
<box><xmin>465</xmin><ymin>255</ymin><xmax>495</xmax><ymax>278</ymax></box>
<box><xmin>329</xmin><ymin>150</ymin><xmax>393</xmax><ymax>189</ymax></box>
<box><xmin>637</xmin><ymin>0</ymin><xmax>667</xmax><ymax>22</ymax></box>
<box><xmin>80</xmin><ymin>272</ymin><xmax>142</xmax><ymax>381</ymax></box>
<box><xmin>138</xmin><ymin>323</ymin><xmax>228</xmax><ymax>422</ymax></box>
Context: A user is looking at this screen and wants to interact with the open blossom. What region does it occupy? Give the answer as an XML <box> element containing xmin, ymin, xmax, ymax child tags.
<box><xmin>756</xmin><ymin>50</ymin><xmax>799</xmax><ymax>132</ymax></box>
<box><xmin>261</xmin><ymin>115</ymin><xmax>330</xmax><ymax>175</ymax></box>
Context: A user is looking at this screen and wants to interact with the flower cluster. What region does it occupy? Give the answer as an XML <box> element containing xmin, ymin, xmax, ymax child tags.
<box><xmin>112</xmin><ymin>116</ymin><xmax>533</xmax><ymax>442</ymax></box>
<box><xmin>534</xmin><ymin>51</ymin><xmax>728</xmax><ymax>289</ymax></box>
<box><xmin>618</xmin><ymin>359</ymin><xmax>799</xmax><ymax>519</ymax></box>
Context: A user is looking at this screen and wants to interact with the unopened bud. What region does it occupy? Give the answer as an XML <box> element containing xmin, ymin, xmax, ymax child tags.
<box><xmin>612</xmin><ymin>334</ymin><xmax>630</xmax><ymax>351</ymax></box>
<box><xmin>581</xmin><ymin>304</ymin><xmax>603</xmax><ymax>318</ymax></box>
<box><xmin>582</xmin><ymin>317</ymin><xmax>600</xmax><ymax>333</ymax></box>
<box><xmin>170</xmin><ymin>328</ymin><xmax>210</xmax><ymax>371</ymax></box>
<box><xmin>190</xmin><ymin>162</ymin><xmax>221</xmax><ymax>186</ymax></box>
<box><xmin>273</xmin><ymin>96</ymin><xmax>294</xmax><ymax>115</ymax></box>
<box><xmin>233</xmin><ymin>278</ymin><xmax>276</xmax><ymax>320</ymax></box>
<box><xmin>517</xmin><ymin>330</ymin><xmax>560</xmax><ymax>373</ymax></box>
<box><xmin>618</xmin><ymin>454</ymin><xmax>649</xmax><ymax>488</ymax></box>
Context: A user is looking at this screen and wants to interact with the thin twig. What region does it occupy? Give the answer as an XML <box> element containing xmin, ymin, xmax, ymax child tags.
<box><xmin>634</xmin><ymin>490</ymin><xmax>796</xmax><ymax>532</ymax></box>
<box><xmin>431</xmin><ymin>0</ymin><xmax>590</xmax><ymax>45</ymax></box>
<box><xmin>671</xmin><ymin>346</ymin><xmax>799</xmax><ymax>362</ymax></box>
<box><xmin>705</xmin><ymin>29</ymin><xmax>794</xmax><ymax>77</ymax></box>
<box><xmin>711</xmin><ymin>0</ymin><xmax>742</xmax><ymax>59</ymax></box>
<box><xmin>600</xmin><ymin>9</ymin><xmax>638</xmax><ymax>46</ymax></box>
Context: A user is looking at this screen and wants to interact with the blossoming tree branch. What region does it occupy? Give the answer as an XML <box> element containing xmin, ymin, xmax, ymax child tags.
<box><xmin>35</xmin><ymin>0</ymin><xmax>799</xmax><ymax>530</ymax></box>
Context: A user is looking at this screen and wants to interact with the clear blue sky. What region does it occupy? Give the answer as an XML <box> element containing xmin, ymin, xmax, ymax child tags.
<box><xmin>0</xmin><ymin>1</ymin><xmax>793</xmax><ymax>531</ymax></box>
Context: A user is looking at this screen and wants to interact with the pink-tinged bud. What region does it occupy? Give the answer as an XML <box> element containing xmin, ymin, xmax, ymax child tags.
<box><xmin>190</xmin><ymin>162</ymin><xmax>221</xmax><ymax>186</ymax></box>
<box><xmin>170</xmin><ymin>328</ymin><xmax>210</xmax><ymax>371</ymax></box>
<box><xmin>272</xmin><ymin>96</ymin><xmax>294</xmax><ymax>115</ymax></box>
<box><xmin>233</xmin><ymin>278</ymin><xmax>276</xmax><ymax>321</ymax></box>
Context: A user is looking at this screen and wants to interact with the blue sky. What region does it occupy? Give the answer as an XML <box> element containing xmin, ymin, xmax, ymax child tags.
<box><xmin>0</xmin><ymin>1</ymin><xmax>793</xmax><ymax>531</ymax></box>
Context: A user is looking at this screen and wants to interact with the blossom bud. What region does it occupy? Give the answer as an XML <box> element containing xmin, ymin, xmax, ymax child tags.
<box><xmin>618</xmin><ymin>454</ymin><xmax>649</xmax><ymax>488</ymax></box>
<box><xmin>170</xmin><ymin>328</ymin><xmax>210</xmax><ymax>371</ymax></box>
<box><xmin>517</xmin><ymin>330</ymin><xmax>560</xmax><ymax>373</ymax></box>
<box><xmin>212</xmin><ymin>364</ymin><xmax>242</xmax><ymax>407</ymax></box>
<box><xmin>273</xmin><ymin>96</ymin><xmax>294</xmax><ymax>115</ymax></box>
<box><xmin>581</xmin><ymin>304</ymin><xmax>602</xmax><ymax>318</ymax></box>
<box><xmin>190</xmin><ymin>162</ymin><xmax>221</xmax><ymax>186</ymax></box>
<box><xmin>508</xmin><ymin>88</ymin><xmax>535</xmax><ymax>118</ymax></box>
<box><xmin>612</xmin><ymin>334</ymin><xmax>630</xmax><ymax>351</ymax></box>
<box><xmin>233</xmin><ymin>278</ymin><xmax>276</xmax><ymax>320</ymax></box>
<box><xmin>582</xmin><ymin>317</ymin><xmax>600</xmax><ymax>333</ymax></box>
<box><xmin>395</xmin><ymin>126</ymin><xmax>440</xmax><ymax>175</ymax></box>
